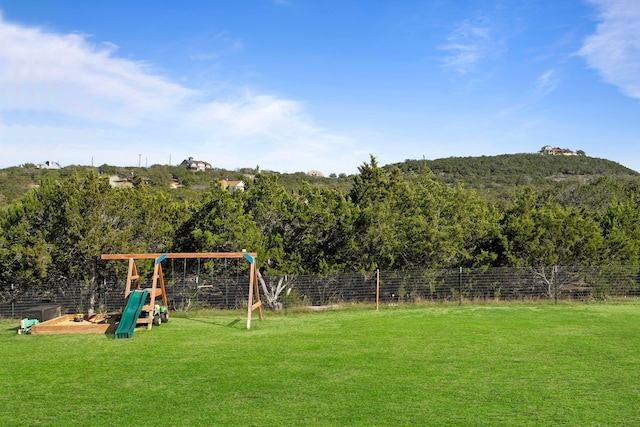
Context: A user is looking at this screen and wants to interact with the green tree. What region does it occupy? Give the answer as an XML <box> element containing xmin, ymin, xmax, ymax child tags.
<box><xmin>175</xmin><ymin>184</ymin><xmax>263</xmax><ymax>254</ymax></box>
<box><xmin>0</xmin><ymin>194</ymin><xmax>52</xmax><ymax>288</ymax></box>
<box><xmin>293</xmin><ymin>183</ymin><xmax>357</xmax><ymax>274</ymax></box>
<box><xmin>498</xmin><ymin>188</ymin><xmax>603</xmax><ymax>267</ymax></box>
<box><xmin>349</xmin><ymin>156</ymin><xmax>408</xmax><ymax>270</ymax></box>
<box><xmin>243</xmin><ymin>173</ymin><xmax>300</xmax><ymax>275</ymax></box>
<box><xmin>349</xmin><ymin>156</ymin><xmax>498</xmax><ymax>271</ymax></box>
<box><xmin>398</xmin><ymin>166</ymin><xmax>498</xmax><ymax>269</ymax></box>
<box><xmin>600</xmin><ymin>198</ymin><xmax>640</xmax><ymax>265</ymax></box>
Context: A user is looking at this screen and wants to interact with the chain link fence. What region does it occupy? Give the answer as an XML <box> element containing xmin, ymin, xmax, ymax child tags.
<box><xmin>1</xmin><ymin>265</ymin><xmax>639</xmax><ymax>319</ymax></box>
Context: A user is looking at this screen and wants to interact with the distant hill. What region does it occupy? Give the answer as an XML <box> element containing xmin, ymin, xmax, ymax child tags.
<box><xmin>386</xmin><ymin>153</ymin><xmax>640</xmax><ymax>208</ymax></box>
<box><xmin>390</xmin><ymin>153</ymin><xmax>639</xmax><ymax>187</ymax></box>
<box><xmin>1</xmin><ymin>154</ymin><xmax>638</xmax><ymax>209</ymax></box>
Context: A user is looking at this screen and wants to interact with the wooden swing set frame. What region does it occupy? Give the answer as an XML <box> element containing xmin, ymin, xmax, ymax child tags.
<box><xmin>101</xmin><ymin>252</ymin><xmax>263</xmax><ymax>329</ymax></box>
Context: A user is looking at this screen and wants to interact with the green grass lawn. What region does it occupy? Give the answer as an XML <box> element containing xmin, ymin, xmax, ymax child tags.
<box><xmin>2</xmin><ymin>303</ymin><xmax>640</xmax><ymax>426</ymax></box>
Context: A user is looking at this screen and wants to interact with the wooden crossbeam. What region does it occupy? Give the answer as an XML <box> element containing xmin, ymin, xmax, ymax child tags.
<box><xmin>101</xmin><ymin>252</ymin><xmax>256</xmax><ymax>260</ymax></box>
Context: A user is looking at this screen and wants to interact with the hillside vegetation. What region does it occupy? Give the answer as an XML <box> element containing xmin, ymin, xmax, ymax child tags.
<box><xmin>0</xmin><ymin>164</ymin><xmax>354</xmax><ymax>207</ymax></box>
<box><xmin>3</xmin><ymin>153</ymin><xmax>640</xmax><ymax>296</ymax></box>
<box><xmin>394</xmin><ymin>153</ymin><xmax>638</xmax><ymax>186</ymax></box>
<box><xmin>390</xmin><ymin>153</ymin><xmax>640</xmax><ymax>206</ymax></box>
<box><xmin>2</xmin><ymin>154</ymin><xmax>637</xmax><ymax>208</ymax></box>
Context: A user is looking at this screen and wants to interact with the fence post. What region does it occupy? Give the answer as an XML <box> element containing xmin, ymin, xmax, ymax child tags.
<box><xmin>376</xmin><ymin>269</ymin><xmax>380</xmax><ymax>311</ymax></box>
<box><xmin>554</xmin><ymin>265</ymin><xmax>558</xmax><ymax>304</ymax></box>
<box><xmin>11</xmin><ymin>283</ymin><xmax>15</xmax><ymax>319</ymax></box>
<box><xmin>459</xmin><ymin>267</ymin><xmax>463</xmax><ymax>306</ymax></box>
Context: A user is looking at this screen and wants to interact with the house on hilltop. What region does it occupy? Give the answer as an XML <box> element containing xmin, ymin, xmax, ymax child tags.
<box><xmin>180</xmin><ymin>157</ymin><xmax>212</xmax><ymax>171</ymax></box>
<box><xmin>540</xmin><ymin>145</ymin><xmax>576</xmax><ymax>156</ymax></box>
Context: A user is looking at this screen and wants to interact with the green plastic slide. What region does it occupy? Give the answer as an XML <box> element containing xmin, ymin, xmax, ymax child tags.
<box><xmin>115</xmin><ymin>289</ymin><xmax>149</xmax><ymax>339</ymax></box>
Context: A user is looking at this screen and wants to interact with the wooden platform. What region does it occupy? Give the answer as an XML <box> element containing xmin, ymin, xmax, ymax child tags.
<box><xmin>30</xmin><ymin>314</ymin><xmax>118</xmax><ymax>335</ymax></box>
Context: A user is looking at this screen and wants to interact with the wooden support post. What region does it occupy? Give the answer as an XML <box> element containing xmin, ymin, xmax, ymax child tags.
<box><xmin>254</xmin><ymin>263</ymin><xmax>263</xmax><ymax>321</ymax></box>
<box><xmin>247</xmin><ymin>262</ymin><xmax>254</xmax><ymax>330</ymax></box>
<box><xmin>244</xmin><ymin>254</ymin><xmax>263</xmax><ymax>329</ymax></box>
<box><xmin>125</xmin><ymin>258</ymin><xmax>140</xmax><ymax>298</ymax></box>
<box><xmin>156</xmin><ymin>263</ymin><xmax>168</xmax><ymax>309</ymax></box>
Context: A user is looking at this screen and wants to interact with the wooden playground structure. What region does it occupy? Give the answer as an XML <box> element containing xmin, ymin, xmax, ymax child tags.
<box><xmin>24</xmin><ymin>252</ymin><xmax>263</xmax><ymax>336</ymax></box>
<box><xmin>101</xmin><ymin>252</ymin><xmax>263</xmax><ymax>330</ymax></box>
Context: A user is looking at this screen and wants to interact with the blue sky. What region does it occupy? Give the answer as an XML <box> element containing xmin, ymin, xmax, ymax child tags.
<box><xmin>0</xmin><ymin>0</ymin><xmax>639</xmax><ymax>174</ymax></box>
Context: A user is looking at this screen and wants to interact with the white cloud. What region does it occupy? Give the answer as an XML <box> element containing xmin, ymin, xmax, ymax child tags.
<box><xmin>190</xmin><ymin>93</ymin><xmax>308</xmax><ymax>137</ymax></box>
<box><xmin>0</xmin><ymin>16</ymin><xmax>193</xmax><ymax>126</ymax></box>
<box><xmin>579</xmin><ymin>0</ymin><xmax>640</xmax><ymax>99</ymax></box>
<box><xmin>0</xmin><ymin>14</ymin><xmax>358</xmax><ymax>174</ymax></box>
<box><xmin>536</xmin><ymin>69</ymin><xmax>557</xmax><ymax>96</ymax></box>
<box><xmin>440</xmin><ymin>19</ymin><xmax>492</xmax><ymax>75</ymax></box>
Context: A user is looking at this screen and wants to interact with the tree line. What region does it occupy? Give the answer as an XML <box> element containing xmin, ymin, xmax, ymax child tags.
<box><xmin>1</xmin><ymin>156</ymin><xmax>640</xmax><ymax>295</ymax></box>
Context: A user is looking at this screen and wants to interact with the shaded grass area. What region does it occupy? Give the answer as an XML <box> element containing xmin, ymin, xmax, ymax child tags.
<box><xmin>2</xmin><ymin>303</ymin><xmax>640</xmax><ymax>425</ymax></box>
